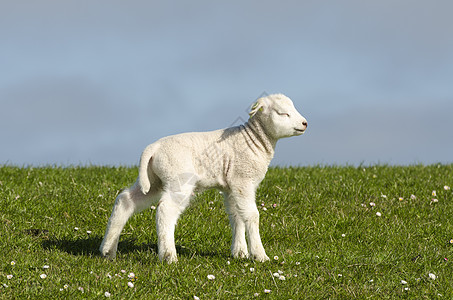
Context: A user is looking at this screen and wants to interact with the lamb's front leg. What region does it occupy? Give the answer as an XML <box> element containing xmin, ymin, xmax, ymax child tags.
<box><xmin>243</xmin><ymin>206</ymin><xmax>269</xmax><ymax>262</ymax></box>
<box><xmin>224</xmin><ymin>193</ymin><xmax>248</xmax><ymax>259</ymax></box>
<box><xmin>229</xmin><ymin>187</ymin><xmax>269</xmax><ymax>262</ymax></box>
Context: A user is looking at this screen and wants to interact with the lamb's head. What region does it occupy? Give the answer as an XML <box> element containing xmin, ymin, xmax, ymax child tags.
<box><xmin>249</xmin><ymin>94</ymin><xmax>307</xmax><ymax>140</ymax></box>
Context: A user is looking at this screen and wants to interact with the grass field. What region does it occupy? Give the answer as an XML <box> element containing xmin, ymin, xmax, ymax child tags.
<box><xmin>1</xmin><ymin>165</ymin><xmax>452</xmax><ymax>299</ymax></box>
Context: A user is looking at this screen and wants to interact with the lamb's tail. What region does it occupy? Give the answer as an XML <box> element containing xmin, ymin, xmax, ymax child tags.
<box><xmin>138</xmin><ymin>143</ymin><xmax>160</xmax><ymax>194</ymax></box>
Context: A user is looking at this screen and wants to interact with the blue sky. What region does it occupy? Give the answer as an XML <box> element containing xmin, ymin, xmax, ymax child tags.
<box><xmin>1</xmin><ymin>1</ymin><xmax>452</xmax><ymax>166</ymax></box>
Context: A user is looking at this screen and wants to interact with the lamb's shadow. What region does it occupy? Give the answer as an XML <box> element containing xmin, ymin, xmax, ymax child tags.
<box><xmin>41</xmin><ymin>236</ymin><xmax>148</xmax><ymax>256</ymax></box>
<box><xmin>41</xmin><ymin>236</ymin><xmax>223</xmax><ymax>259</ymax></box>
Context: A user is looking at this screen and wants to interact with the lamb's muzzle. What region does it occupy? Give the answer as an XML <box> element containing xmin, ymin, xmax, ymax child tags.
<box><xmin>100</xmin><ymin>93</ymin><xmax>307</xmax><ymax>263</ymax></box>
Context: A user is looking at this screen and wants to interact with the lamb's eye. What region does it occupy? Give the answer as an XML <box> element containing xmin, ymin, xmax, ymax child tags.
<box><xmin>277</xmin><ymin>112</ymin><xmax>290</xmax><ymax>117</ymax></box>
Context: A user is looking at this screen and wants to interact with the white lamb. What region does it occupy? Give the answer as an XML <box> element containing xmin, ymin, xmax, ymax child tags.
<box><xmin>100</xmin><ymin>93</ymin><xmax>308</xmax><ymax>263</ymax></box>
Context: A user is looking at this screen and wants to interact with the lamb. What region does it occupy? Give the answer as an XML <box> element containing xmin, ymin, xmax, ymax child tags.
<box><xmin>99</xmin><ymin>93</ymin><xmax>308</xmax><ymax>263</ymax></box>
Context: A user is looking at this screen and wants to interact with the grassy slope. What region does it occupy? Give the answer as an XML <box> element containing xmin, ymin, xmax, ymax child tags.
<box><xmin>1</xmin><ymin>165</ymin><xmax>452</xmax><ymax>299</ymax></box>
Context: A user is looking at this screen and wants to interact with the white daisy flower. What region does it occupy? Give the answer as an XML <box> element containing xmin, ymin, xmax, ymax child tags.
<box><xmin>376</xmin><ymin>212</ymin><xmax>382</xmax><ymax>217</ymax></box>
<box><xmin>207</xmin><ymin>274</ymin><xmax>215</xmax><ymax>280</ymax></box>
<box><xmin>428</xmin><ymin>273</ymin><xmax>436</xmax><ymax>280</ymax></box>
<box><xmin>40</xmin><ymin>274</ymin><xmax>47</xmax><ymax>279</ymax></box>
<box><xmin>127</xmin><ymin>282</ymin><xmax>134</xmax><ymax>288</ymax></box>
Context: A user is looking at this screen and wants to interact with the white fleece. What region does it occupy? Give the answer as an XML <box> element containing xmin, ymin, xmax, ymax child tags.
<box><xmin>100</xmin><ymin>93</ymin><xmax>307</xmax><ymax>263</ymax></box>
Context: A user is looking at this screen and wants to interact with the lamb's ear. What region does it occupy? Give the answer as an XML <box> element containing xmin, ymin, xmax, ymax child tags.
<box><xmin>249</xmin><ymin>98</ymin><xmax>265</xmax><ymax>118</ymax></box>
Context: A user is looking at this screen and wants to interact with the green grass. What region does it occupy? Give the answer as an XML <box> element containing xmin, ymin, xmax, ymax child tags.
<box><xmin>1</xmin><ymin>165</ymin><xmax>453</xmax><ymax>299</ymax></box>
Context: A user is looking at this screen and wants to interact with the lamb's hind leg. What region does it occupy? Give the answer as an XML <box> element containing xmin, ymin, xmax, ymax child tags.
<box><xmin>156</xmin><ymin>179</ymin><xmax>195</xmax><ymax>263</ymax></box>
<box><xmin>100</xmin><ymin>183</ymin><xmax>159</xmax><ymax>259</ymax></box>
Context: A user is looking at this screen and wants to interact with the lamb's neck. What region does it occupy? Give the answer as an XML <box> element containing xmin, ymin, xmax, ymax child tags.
<box><xmin>241</xmin><ymin>118</ymin><xmax>276</xmax><ymax>158</ymax></box>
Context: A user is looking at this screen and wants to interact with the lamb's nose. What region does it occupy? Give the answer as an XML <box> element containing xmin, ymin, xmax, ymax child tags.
<box><xmin>302</xmin><ymin>121</ymin><xmax>308</xmax><ymax>127</ymax></box>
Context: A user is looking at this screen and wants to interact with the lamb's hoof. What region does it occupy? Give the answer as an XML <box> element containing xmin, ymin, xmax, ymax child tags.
<box><xmin>160</xmin><ymin>252</ymin><xmax>178</xmax><ymax>264</ymax></box>
<box><xmin>232</xmin><ymin>249</ymin><xmax>249</xmax><ymax>259</ymax></box>
<box><xmin>100</xmin><ymin>251</ymin><xmax>116</xmax><ymax>260</ymax></box>
<box><xmin>100</xmin><ymin>247</ymin><xmax>117</xmax><ymax>260</ymax></box>
<box><xmin>251</xmin><ymin>253</ymin><xmax>269</xmax><ymax>262</ymax></box>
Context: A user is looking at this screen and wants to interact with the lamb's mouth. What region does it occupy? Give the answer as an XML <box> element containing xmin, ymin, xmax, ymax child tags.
<box><xmin>294</xmin><ymin>128</ymin><xmax>305</xmax><ymax>135</ymax></box>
